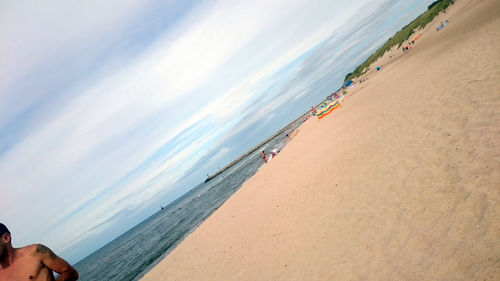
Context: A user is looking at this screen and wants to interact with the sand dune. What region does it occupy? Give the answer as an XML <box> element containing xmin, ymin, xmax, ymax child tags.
<box><xmin>142</xmin><ymin>0</ymin><xmax>500</xmax><ymax>280</ymax></box>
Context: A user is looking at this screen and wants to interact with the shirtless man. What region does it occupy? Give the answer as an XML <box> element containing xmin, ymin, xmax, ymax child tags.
<box><xmin>0</xmin><ymin>223</ymin><xmax>78</xmax><ymax>281</ymax></box>
<box><xmin>260</xmin><ymin>150</ymin><xmax>267</xmax><ymax>163</ymax></box>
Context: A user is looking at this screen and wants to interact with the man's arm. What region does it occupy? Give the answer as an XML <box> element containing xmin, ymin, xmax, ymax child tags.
<box><xmin>35</xmin><ymin>244</ymin><xmax>79</xmax><ymax>281</ymax></box>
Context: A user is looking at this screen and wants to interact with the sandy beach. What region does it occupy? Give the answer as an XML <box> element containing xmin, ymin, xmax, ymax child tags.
<box><xmin>142</xmin><ymin>0</ymin><xmax>500</xmax><ymax>280</ymax></box>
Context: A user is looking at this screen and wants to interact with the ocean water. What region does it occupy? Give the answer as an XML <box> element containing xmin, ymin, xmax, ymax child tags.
<box><xmin>74</xmin><ymin>127</ymin><xmax>296</xmax><ymax>281</ymax></box>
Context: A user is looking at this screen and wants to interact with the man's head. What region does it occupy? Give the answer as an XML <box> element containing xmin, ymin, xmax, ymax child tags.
<box><xmin>0</xmin><ymin>223</ymin><xmax>11</xmax><ymax>260</ymax></box>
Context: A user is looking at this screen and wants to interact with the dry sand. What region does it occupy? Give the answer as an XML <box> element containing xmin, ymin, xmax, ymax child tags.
<box><xmin>142</xmin><ymin>1</ymin><xmax>500</xmax><ymax>280</ymax></box>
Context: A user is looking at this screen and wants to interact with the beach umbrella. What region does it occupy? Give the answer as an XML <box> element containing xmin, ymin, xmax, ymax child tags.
<box><xmin>316</xmin><ymin>100</ymin><xmax>341</xmax><ymax>119</ymax></box>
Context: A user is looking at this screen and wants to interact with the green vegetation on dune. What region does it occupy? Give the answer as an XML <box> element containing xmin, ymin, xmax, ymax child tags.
<box><xmin>344</xmin><ymin>0</ymin><xmax>451</xmax><ymax>82</ymax></box>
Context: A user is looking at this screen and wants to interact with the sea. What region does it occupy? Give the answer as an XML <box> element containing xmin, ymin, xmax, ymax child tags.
<box><xmin>74</xmin><ymin>123</ymin><xmax>300</xmax><ymax>281</ymax></box>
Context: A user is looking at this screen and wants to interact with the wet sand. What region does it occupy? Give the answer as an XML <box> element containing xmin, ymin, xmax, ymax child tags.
<box><xmin>142</xmin><ymin>0</ymin><xmax>500</xmax><ymax>280</ymax></box>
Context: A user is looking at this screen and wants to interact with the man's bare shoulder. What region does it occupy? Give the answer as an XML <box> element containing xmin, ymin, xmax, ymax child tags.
<box><xmin>17</xmin><ymin>244</ymin><xmax>55</xmax><ymax>258</ymax></box>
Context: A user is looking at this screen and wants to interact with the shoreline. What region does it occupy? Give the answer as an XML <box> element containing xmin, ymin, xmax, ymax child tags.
<box><xmin>142</xmin><ymin>0</ymin><xmax>500</xmax><ymax>279</ymax></box>
<box><xmin>204</xmin><ymin>111</ymin><xmax>312</xmax><ymax>183</ymax></box>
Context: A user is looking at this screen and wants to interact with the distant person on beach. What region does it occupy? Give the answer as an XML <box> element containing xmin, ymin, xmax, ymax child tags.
<box><xmin>270</xmin><ymin>149</ymin><xmax>278</xmax><ymax>158</ymax></box>
<box><xmin>0</xmin><ymin>223</ymin><xmax>79</xmax><ymax>281</ymax></box>
<box><xmin>311</xmin><ymin>106</ymin><xmax>317</xmax><ymax>116</ymax></box>
<box><xmin>260</xmin><ymin>150</ymin><xmax>267</xmax><ymax>163</ymax></box>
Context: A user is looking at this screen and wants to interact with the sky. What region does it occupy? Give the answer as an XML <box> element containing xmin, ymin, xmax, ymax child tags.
<box><xmin>1</xmin><ymin>0</ymin><xmax>434</xmax><ymax>263</ymax></box>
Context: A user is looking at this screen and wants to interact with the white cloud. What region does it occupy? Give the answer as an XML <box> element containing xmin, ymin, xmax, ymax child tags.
<box><xmin>0</xmin><ymin>0</ymin><xmax>153</xmax><ymax>127</ymax></box>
